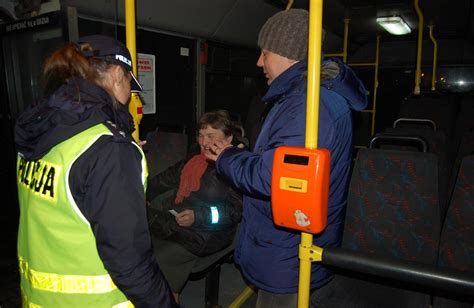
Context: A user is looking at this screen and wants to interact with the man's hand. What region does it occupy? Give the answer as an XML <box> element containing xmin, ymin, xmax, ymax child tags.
<box><xmin>204</xmin><ymin>140</ymin><xmax>244</xmax><ymax>161</ymax></box>
<box><xmin>176</xmin><ymin>209</ymin><xmax>195</xmax><ymax>227</ymax></box>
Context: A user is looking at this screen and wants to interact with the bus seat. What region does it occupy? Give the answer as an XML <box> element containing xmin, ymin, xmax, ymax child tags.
<box><xmin>434</xmin><ymin>155</ymin><xmax>474</xmax><ymax>307</ymax></box>
<box><xmin>314</xmin><ymin>148</ymin><xmax>441</xmax><ymax>307</ymax></box>
<box><xmin>144</xmin><ymin>129</ymin><xmax>188</xmax><ymax>178</ymax></box>
<box><xmin>398</xmin><ymin>97</ymin><xmax>456</xmax><ymax>141</ymax></box>
<box><xmin>391</xmin><ymin>116</ymin><xmax>454</xmax><ymax>187</ymax></box>
<box><xmin>453</xmin><ymin>95</ymin><xmax>474</xmax><ymax>150</ymax></box>
<box><xmin>448</xmin><ymin>95</ymin><xmax>474</xmax><ymax>201</ymax></box>
<box><xmin>383</xmin><ymin>127</ymin><xmax>450</xmax><ymax>222</ymax></box>
<box><xmin>449</xmin><ymin>129</ymin><xmax>474</xmax><ymax>199</ymax></box>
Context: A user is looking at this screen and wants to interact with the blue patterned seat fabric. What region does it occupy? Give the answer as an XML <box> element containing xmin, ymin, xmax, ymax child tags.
<box><xmin>382</xmin><ymin>127</ymin><xmax>449</xmax><ymax>223</ymax></box>
<box><xmin>434</xmin><ymin>155</ymin><xmax>474</xmax><ymax>307</ymax></box>
<box><xmin>345</xmin><ymin>149</ymin><xmax>440</xmax><ymax>262</ymax></box>
<box><xmin>313</xmin><ymin>148</ymin><xmax>441</xmax><ymax>308</ymax></box>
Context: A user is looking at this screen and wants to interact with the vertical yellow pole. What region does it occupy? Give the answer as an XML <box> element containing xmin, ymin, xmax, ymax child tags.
<box><xmin>371</xmin><ymin>35</ymin><xmax>380</xmax><ymax>136</ymax></box>
<box><xmin>428</xmin><ymin>25</ymin><xmax>438</xmax><ymax>91</ymax></box>
<box><xmin>125</xmin><ymin>0</ymin><xmax>143</xmax><ymax>142</ymax></box>
<box><xmin>286</xmin><ymin>0</ymin><xmax>294</xmax><ymax>10</ymax></box>
<box><xmin>298</xmin><ymin>0</ymin><xmax>323</xmax><ymax>306</ymax></box>
<box><xmin>342</xmin><ymin>18</ymin><xmax>350</xmax><ymax>63</ymax></box>
<box><xmin>304</xmin><ymin>3</ymin><xmax>322</xmax><ymax>149</ymax></box>
<box><xmin>414</xmin><ymin>0</ymin><xmax>423</xmax><ymax>95</ymax></box>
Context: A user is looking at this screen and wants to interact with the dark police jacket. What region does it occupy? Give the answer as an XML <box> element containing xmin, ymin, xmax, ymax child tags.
<box><xmin>15</xmin><ymin>77</ymin><xmax>176</xmax><ymax>307</ymax></box>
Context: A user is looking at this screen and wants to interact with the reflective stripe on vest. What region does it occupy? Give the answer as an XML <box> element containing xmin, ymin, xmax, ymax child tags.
<box><xmin>18</xmin><ymin>256</ymin><xmax>117</xmax><ymax>294</ymax></box>
<box><xmin>21</xmin><ymin>286</ymin><xmax>132</xmax><ymax>308</ymax></box>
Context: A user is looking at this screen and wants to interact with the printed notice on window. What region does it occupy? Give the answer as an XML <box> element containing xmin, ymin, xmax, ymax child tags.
<box><xmin>137</xmin><ymin>53</ymin><xmax>156</xmax><ymax>114</ymax></box>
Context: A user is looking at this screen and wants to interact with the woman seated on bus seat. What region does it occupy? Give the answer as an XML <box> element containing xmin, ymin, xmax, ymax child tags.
<box><xmin>146</xmin><ymin>110</ymin><xmax>244</xmax><ymax>301</ymax></box>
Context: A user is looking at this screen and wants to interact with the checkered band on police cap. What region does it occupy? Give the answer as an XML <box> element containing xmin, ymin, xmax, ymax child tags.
<box><xmin>258</xmin><ymin>9</ymin><xmax>324</xmax><ymax>61</ymax></box>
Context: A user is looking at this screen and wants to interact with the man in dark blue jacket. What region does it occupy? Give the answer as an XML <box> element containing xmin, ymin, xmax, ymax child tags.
<box><xmin>205</xmin><ymin>9</ymin><xmax>368</xmax><ymax>307</ymax></box>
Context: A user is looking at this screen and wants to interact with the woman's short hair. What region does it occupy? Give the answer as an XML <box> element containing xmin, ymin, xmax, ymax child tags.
<box><xmin>198</xmin><ymin>110</ymin><xmax>233</xmax><ymax>137</ymax></box>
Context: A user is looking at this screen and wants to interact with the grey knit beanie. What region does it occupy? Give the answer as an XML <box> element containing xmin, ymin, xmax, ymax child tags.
<box><xmin>258</xmin><ymin>9</ymin><xmax>309</xmax><ymax>60</ymax></box>
<box><xmin>258</xmin><ymin>9</ymin><xmax>326</xmax><ymax>61</ymax></box>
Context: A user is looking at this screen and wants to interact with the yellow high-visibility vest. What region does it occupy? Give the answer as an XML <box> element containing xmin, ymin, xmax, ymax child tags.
<box><xmin>17</xmin><ymin>123</ymin><xmax>147</xmax><ymax>307</ymax></box>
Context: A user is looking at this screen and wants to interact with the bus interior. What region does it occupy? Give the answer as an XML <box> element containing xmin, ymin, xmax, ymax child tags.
<box><xmin>1</xmin><ymin>0</ymin><xmax>473</xmax><ymax>307</ymax></box>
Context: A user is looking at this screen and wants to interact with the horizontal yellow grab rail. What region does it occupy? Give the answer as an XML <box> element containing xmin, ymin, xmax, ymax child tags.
<box><xmin>349</xmin><ymin>62</ymin><xmax>376</xmax><ymax>67</ymax></box>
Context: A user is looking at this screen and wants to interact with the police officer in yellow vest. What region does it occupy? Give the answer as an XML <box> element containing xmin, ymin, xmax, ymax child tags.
<box><xmin>15</xmin><ymin>35</ymin><xmax>177</xmax><ymax>307</ymax></box>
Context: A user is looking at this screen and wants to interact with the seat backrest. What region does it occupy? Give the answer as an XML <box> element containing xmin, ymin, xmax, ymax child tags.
<box><xmin>313</xmin><ymin>149</ymin><xmax>442</xmax><ymax>308</ymax></box>
<box><xmin>145</xmin><ymin>130</ymin><xmax>188</xmax><ymax>178</ymax></box>
<box><xmin>453</xmin><ymin>129</ymin><xmax>474</xmax><ymax>173</ymax></box>
<box><xmin>449</xmin><ymin>129</ymin><xmax>474</xmax><ymax>201</ymax></box>
<box><xmin>438</xmin><ymin>155</ymin><xmax>474</xmax><ymax>272</ymax></box>
<box><xmin>434</xmin><ymin>155</ymin><xmax>474</xmax><ymax>307</ymax></box>
<box><xmin>343</xmin><ymin>148</ymin><xmax>441</xmax><ymax>263</ymax></box>
<box><xmin>399</xmin><ymin>98</ymin><xmax>456</xmax><ymax>141</ymax></box>
<box><xmin>453</xmin><ymin>96</ymin><xmax>474</xmax><ymax>150</ymax></box>
<box><xmin>383</xmin><ymin>127</ymin><xmax>450</xmax><ymax>221</ymax></box>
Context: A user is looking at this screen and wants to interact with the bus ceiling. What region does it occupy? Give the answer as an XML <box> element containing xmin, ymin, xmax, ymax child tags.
<box><xmin>4</xmin><ymin>0</ymin><xmax>464</xmax><ymax>50</ymax></box>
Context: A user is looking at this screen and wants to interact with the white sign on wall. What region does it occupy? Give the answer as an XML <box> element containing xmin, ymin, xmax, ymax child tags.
<box><xmin>137</xmin><ymin>53</ymin><xmax>156</xmax><ymax>114</ymax></box>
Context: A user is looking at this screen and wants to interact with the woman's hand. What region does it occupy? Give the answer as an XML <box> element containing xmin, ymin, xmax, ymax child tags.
<box><xmin>176</xmin><ymin>209</ymin><xmax>195</xmax><ymax>227</ymax></box>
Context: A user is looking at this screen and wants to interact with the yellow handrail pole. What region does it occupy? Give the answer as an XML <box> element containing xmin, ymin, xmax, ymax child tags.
<box><xmin>125</xmin><ymin>0</ymin><xmax>143</xmax><ymax>142</ymax></box>
<box><xmin>414</xmin><ymin>0</ymin><xmax>424</xmax><ymax>95</ymax></box>
<box><xmin>349</xmin><ymin>62</ymin><xmax>376</xmax><ymax>67</ymax></box>
<box><xmin>428</xmin><ymin>25</ymin><xmax>438</xmax><ymax>91</ymax></box>
<box><xmin>342</xmin><ymin>18</ymin><xmax>350</xmax><ymax>63</ymax></box>
<box><xmin>286</xmin><ymin>0</ymin><xmax>294</xmax><ymax>10</ymax></box>
<box><xmin>325</xmin><ymin>52</ymin><xmax>345</xmax><ymax>57</ymax></box>
<box><xmin>228</xmin><ymin>286</ymin><xmax>256</xmax><ymax>308</ymax></box>
<box><xmin>371</xmin><ymin>35</ymin><xmax>380</xmax><ymax>136</ymax></box>
<box><xmin>298</xmin><ymin>0</ymin><xmax>323</xmax><ymax>307</ymax></box>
